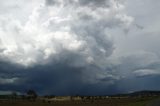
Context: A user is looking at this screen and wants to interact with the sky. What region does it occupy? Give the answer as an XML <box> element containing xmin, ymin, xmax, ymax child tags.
<box><xmin>0</xmin><ymin>0</ymin><xmax>160</xmax><ymax>96</ymax></box>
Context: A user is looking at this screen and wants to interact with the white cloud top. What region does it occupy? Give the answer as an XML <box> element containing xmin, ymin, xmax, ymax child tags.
<box><xmin>0</xmin><ymin>0</ymin><xmax>133</xmax><ymax>67</ymax></box>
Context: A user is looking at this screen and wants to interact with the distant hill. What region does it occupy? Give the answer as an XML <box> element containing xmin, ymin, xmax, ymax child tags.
<box><xmin>130</xmin><ymin>90</ymin><xmax>160</xmax><ymax>96</ymax></box>
<box><xmin>111</xmin><ymin>90</ymin><xmax>160</xmax><ymax>97</ymax></box>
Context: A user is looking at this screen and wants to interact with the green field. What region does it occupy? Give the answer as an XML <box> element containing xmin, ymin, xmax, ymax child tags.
<box><xmin>0</xmin><ymin>97</ymin><xmax>158</xmax><ymax>106</ymax></box>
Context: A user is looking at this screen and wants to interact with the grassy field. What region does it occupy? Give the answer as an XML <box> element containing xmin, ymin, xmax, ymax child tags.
<box><xmin>0</xmin><ymin>97</ymin><xmax>158</xmax><ymax>106</ymax></box>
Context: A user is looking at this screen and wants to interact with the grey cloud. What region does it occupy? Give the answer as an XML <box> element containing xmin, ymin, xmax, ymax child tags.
<box><xmin>133</xmin><ymin>69</ymin><xmax>160</xmax><ymax>77</ymax></box>
<box><xmin>0</xmin><ymin>61</ymin><xmax>119</xmax><ymax>95</ymax></box>
<box><xmin>78</xmin><ymin>0</ymin><xmax>110</xmax><ymax>8</ymax></box>
<box><xmin>2</xmin><ymin>0</ymin><xmax>160</xmax><ymax>95</ymax></box>
<box><xmin>0</xmin><ymin>53</ymin><xmax>120</xmax><ymax>95</ymax></box>
<box><xmin>45</xmin><ymin>0</ymin><xmax>110</xmax><ymax>7</ymax></box>
<box><xmin>0</xmin><ymin>77</ymin><xmax>19</xmax><ymax>84</ymax></box>
<box><xmin>1</xmin><ymin>50</ymin><xmax>160</xmax><ymax>95</ymax></box>
<box><xmin>45</xmin><ymin>0</ymin><xmax>76</xmax><ymax>6</ymax></box>
<box><xmin>115</xmin><ymin>51</ymin><xmax>160</xmax><ymax>77</ymax></box>
<box><xmin>45</xmin><ymin>0</ymin><xmax>58</xmax><ymax>6</ymax></box>
<box><xmin>115</xmin><ymin>75</ymin><xmax>160</xmax><ymax>93</ymax></box>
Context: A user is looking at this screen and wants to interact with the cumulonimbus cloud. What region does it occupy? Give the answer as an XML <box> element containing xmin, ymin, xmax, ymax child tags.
<box><xmin>0</xmin><ymin>0</ymin><xmax>133</xmax><ymax>67</ymax></box>
<box><xmin>1</xmin><ymin>0</ymin><xmax>160</xmax><ymax>95</ymax></box>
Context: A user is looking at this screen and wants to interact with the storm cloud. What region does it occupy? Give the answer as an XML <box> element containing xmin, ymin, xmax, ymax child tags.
<box><xmin>0</xmin><ymin>0</ymin><xmax>160</xmax><ymax>95</ymax></box>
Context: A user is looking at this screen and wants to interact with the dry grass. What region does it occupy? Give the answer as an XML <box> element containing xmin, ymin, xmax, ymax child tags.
<box><xmin>0</xmin><ymin>97</ymin><xmax>157</xmax><ymax>106</ymax></box>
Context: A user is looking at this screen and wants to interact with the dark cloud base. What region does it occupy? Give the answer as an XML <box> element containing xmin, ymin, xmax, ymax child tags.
<box><xmin>1</xmin><ymin>61</ymin><xmax>160</xmax><ymax>96</ymax></box>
